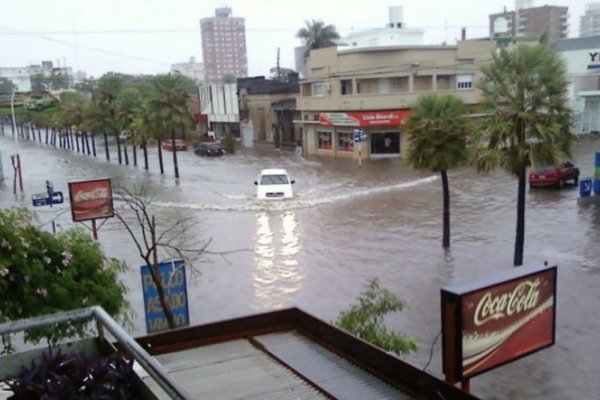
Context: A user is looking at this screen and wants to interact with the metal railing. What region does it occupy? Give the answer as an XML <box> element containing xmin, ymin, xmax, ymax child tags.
<box><xmin>0</xmin><ymin>306</ymin><xmax>192</xmax><ymax>400</ymax></box>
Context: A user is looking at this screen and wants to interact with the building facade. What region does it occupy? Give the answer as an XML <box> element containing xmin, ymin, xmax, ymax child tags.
<box><xmin>200</xmin><ymin>7</ymin><xmax>248</xmax><ymax>83</ymax></box>
<box><xmin>580</xmin><ymin>3</ymin><xmax>600</xmax><ymax>37</ymax></box>
<box><xmin>170</xmin><ymin>57</ymin><xmax>205</xmax><ymax>83</ymax></box>
<box><xmin>238</xmin><ymin>74</ymin><xmax>300</xmax><ymax>148</ymax></box>
<box><xmin>555</xmin><ymin>36</ymin><xmax>600</xmax><ymax>134</ymax></box>
<box><xmin>337</xmin><ymin>6</ymin><xmax>424</xmax><ymax>49</ymax></box>
<box><xmin>489</xmin><ymin>5</ymin><xmax>568</xmax><ymax>45</ymax></box>
<box><xmin>295</xmin><ymin>41</ymin><xmax>496</xmax><ymax>159</ymax></box>
<box><xmin>198</xmin><ymin>83</ymin><xmax>239</xmax><ymax>137</ymax></box>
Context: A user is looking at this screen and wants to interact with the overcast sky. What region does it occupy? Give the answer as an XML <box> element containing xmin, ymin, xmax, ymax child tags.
<box><xmin>0</xmin><ymin>0</ymin><xmax>590</xmax><ymax>79</ymax></box>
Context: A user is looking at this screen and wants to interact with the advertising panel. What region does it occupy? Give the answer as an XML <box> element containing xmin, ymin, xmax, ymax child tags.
<box><xmin>441</xmin><ymin>265</ymin><xmax>557</xmax><ymax>383</ymax></box>
<box><xmin>141</xmin><ymin>260</ymin><xmax>190</xmax><ymax>334</ymax></box>
<box><xmin>68</xmin><ymin>178</ymin><xmax>114</xmax><ymax>222</ymax></box>
<box><xmin>319</xmin><ymin>110</ymin><xmax>411</xmax><ymax>127</ymax></box>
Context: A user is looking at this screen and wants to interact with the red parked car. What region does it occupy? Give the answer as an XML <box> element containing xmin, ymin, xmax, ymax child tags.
<box><xmin>162</xmin><ymin>139</ymin><xmax>188</xmax><ymax>152</ymax></box>
<box><xmin>529</xmin><ymin>161</ymin><xmax>579</xmax><ymax>189</ymax></box>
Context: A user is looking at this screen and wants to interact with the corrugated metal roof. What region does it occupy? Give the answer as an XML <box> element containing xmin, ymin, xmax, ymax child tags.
<box><xmin>142</xmin><ymin>331</ymin><xmax>415</xmax><ymax>399</ymax></box>
<box><xmin>255</xmin><ymin>331</ymin><xmax>412</xmax><ymax>400</ymax></box>
<box><xmin>143</xmin><ymin>338</ymin><xmax>326</xmax><ymax>399</ymax></box>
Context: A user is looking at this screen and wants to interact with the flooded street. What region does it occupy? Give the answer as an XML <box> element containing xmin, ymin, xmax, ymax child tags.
<box><xmin>1</xmin><ymin>131</ymin><xmax>599</xmax><ymax>399</ymax></box>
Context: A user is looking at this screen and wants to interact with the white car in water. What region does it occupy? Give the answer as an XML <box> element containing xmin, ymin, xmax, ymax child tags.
<box><xmin>254</xmin><ymin>168</ymin><xmax>295</xmax><ymax>199</ymax></box>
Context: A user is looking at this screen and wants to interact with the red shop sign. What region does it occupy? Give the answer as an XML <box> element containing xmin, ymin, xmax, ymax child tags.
<box><xmin>441</xmin><ymin>265</ymin><xmax>557</xmax><ymax>383</ymax></box>
<box><xmin>319</xmin><ymin>110</ymin><xmax>411</xmax><ymax>127</ymax></box>
<box><xmin>68</xmin><ymin>178</ymin><xmax>114</xmax><ymax>222</ymax></box>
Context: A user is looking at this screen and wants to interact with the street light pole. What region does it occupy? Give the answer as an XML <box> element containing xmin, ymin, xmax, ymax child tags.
<box><xmin>10</xmin><ymin>88</ymin><xmax>23</xmax><ymax>193</ymax></box>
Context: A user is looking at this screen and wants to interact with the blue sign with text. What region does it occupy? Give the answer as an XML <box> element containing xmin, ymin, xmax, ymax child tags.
<box><xmin>141</xmin><ymin>260</ymin><xmax>190</xmax><ymax>334</ymax></box>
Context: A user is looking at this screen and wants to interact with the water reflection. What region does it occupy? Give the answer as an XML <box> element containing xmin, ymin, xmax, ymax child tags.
<box><xmin>252</xmin><ymin>210</ymin><xmax>302</xmax><ymax>310</ymax></box>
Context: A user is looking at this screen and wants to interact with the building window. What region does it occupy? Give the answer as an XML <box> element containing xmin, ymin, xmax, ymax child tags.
<box><xmin>341</xmin><ymin>79</ymin><xmax>353</xmax><ymax>95</ymax></box>
<box><xmin>317</xmin><ymin>131</ymin><xmax>333</xmax><ymax>150</ymax></box>
<box><xmin>312</xmin><ymin>82</ymin><xmax>330</xmax><ymax>97</ymax></box>
<box><xmin>391</xmin><ymin>77</ymin><xmax>408</xmax><ymax>92</ymax></box>
<box><xmin>457</xmin><ymin>74</ymin><xmax>473</xmax><ymax>90</ymax></box>
<box><xmin>338</xmin><ymin>132</ymin><xmax>354</xmax><ymax>152</ymax></box>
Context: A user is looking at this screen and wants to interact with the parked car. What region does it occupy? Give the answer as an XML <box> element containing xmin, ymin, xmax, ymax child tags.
<box><xmin>254</xmin><ymin>168</ymin><xmax>295</xmax><ymax>200</ymax></box>
<box><xmin>529</xmin><ymin>161</ymin><xmax>579</xmax><ymax>189</ymax></box>
<box><xmin>162</xmin><ymin>139</ymin><xmax>188</xmax><ymax>152</ymax></box>
<box><xmin>24</xmin><ymin>95</ymin><xmax>57</xmax><ymax>111</ymax></box>
<box><xmin>194</xmin><ymin>142</ymin><xmax>224</xmax><ymax>157</ymax></box>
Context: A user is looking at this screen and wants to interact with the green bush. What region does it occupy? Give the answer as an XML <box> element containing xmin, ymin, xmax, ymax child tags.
<box><xmin>0</xmin><ymin>208</ymin><xmax>128</xmax><ymax>345</ymax></box>
<box><xmin>335</xmin><ymin>278</ymin><xmax>417</xmax><ymax>355</ymax></box>
<box><xmin>220</xmin><ymin>134</ymin><xmax>236</xmax><ymax>154</ymax></box>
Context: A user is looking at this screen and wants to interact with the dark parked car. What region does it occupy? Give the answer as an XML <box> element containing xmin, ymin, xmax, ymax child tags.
<box><xmin>194</xmin><ymin>142</ymin><xmax>224</xmax><ymax>157</ymax></box>
<box><xmin>529</xmin><ymin>161</ymin><xmax>579</xmax><ymax>189</ymax></box>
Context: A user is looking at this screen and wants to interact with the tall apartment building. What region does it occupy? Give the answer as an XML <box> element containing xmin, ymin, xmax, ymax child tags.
<box><xmin>580</xmin><ymin>3</ymin><xmax>600</xmax><ymax>37</ymax></box>
<box><xmin>489</xmin><ymin>4</ymin><xmax>568</xmax><ymax>45</ymax></box>
<box><xmin>200</xmin><ymin>7</ymin><xmax>248</xmax><ymax>83</ymax></box>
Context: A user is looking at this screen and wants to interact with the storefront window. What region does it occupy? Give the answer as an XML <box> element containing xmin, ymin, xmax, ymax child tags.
<box><xmin>371</xmin><ymin>132</ymin><xmax>400</xmax><ymax>154</ymax></box>
<box><xmin>337</xmin><ymin>132</ymin><xmax>354</xmax><ymax>152</ymax></box>
<box><xmin>318</xmin><ymin>131</ymin><xmax>333</xmax><ymax>150</ymax></box>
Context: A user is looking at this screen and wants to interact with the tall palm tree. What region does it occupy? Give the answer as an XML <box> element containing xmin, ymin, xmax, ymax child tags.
<box><xmin>405</xmin><ymin>94</ymin><xmax>471</xmax><ymax>249</ymax></box>
<box><xmin>296</xmin><ymin>19</ymin><xmax>340</xmax><ymax>56</ymax></box>
<box><xmin>145</xmin><ymin>74</ymin><xmax>193</xmax><ymax>179</ymax></box>
<box><xmin>472</xmin><ymin>44</ymin><xmax>576</xmax><ymax>266</ymax></box>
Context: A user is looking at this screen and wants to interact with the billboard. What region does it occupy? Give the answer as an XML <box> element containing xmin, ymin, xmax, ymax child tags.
<box><xmin>141</xmin><ymin>260</ymin><xmax>190</xmax><ymax>334</ymax></box>
<box><xmin>441</xmin><ymin>265</ymin><xmax>557</xmax><ymax>383</ymax></box>
<box><xmin>319</xmin><ymin>110</ymin><xmax>411</xmax><ymax>127</ymax></box>
<box><xmin>68</xmin><ymin>178</ymin><xmax>114</xmax><ymax>222</ymax></box>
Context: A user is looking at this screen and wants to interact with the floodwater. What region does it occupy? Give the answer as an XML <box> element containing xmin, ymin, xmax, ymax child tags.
<box><xmin>1</xmin><ymin>129</ymin><xmax>599</xmax><ymax>399</ymax></box>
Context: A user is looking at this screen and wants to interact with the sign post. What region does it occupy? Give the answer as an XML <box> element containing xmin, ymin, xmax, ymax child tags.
<box><xmin>353</xmin><ymin>129</ymin><xmax>367</xmax><ymax>168</ymax></box>
<box><xmin>68</xmin><ymin>178</ymin><xmax>114</xmax><ymax>240</ymax></box>
<box><xmin>31</xmin><ymin>180</ymin><xmax>64</xmax><ymax>233</ymax></box>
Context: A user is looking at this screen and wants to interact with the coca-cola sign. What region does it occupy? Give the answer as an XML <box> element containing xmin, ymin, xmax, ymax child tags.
<box><xmin>441</xmin><ymin>265</ymin><xmax>557</xmax><ymax>383</ymax></box>
<box><xmin>68</xmin><ymin>178</ymin><xmax>114</xmax><ymax>222</ymax></box>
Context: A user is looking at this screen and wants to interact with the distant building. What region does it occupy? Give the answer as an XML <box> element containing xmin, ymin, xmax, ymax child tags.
<box><xmin>555</xmin><ymin>36</ymin><xmax>600</xmax><ymax>134</ymax></box>
<box><xmin>337</xmin><ymin>6</ymin><xmax>424</xmax><ymax>49</ymax></box>
<box><xmin>580</xmin><ymin>3</ymin><xmax>600</xmax><ymax>37</ymax></box>
<box><xmin>198</xmin><ymin>83</ymin><xmax>239</xmax><ymax>137</ymax></box>
<box><xmin>0</xmin><ymin>60</ymin><xmax>76</xmax><ymax>92</ymax></box>
<box><xmin>489</xmin><ymin>3</ymin><xmax>568</xmax><ymax>45</ymax></box>
<box><xmin>294</xmin><ymin>46</ymin><xmax>308</xmax><ymax>78</ymax></box>
<box><xmin>170</xmin><ymin>57</ymin><xmax>205</xmax><ymax>83</ymax></box>
<box><xmin>200</xmin><ymin>7</ymin><xmax>248</xmax><ymax>83</ymax></box>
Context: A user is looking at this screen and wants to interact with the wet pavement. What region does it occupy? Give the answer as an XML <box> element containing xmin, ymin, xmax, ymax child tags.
<box><xmin>1</xmin><ymin>129</ymin><xmax>599</xmax><ymax>399</ymax></box>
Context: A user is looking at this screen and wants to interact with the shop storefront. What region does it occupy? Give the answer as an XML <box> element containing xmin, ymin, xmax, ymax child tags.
<box><xmin>304</xmin><ymin>110</ymin><xmax>411</xmax><ymax>159</ymax></box>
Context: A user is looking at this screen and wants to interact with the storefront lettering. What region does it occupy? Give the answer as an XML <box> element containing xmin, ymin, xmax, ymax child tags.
<box><xmin>590</xmin><ymin>52</ymin><xmax>599</xmax><ymax>62</ymax></box>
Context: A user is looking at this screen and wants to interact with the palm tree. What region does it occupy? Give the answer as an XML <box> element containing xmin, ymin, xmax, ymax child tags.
<box><xmin>405</xmin><ymin>94</ymin><xmax>471</xmax><ymax>249</ymax></box>
<box><xmin>89</xmin><ymin>74</ymin><xmax>124</xmax><ymax>163</ymax></box>
<box><xmin>144</xmin><ymin>74</ymin><xmax>193</xmax><ymax>179</ymax></box>
<box><xmin>472</xmin><ymin>44</ymin><xmax>576</xmax><ymax>266</ymax></box>
<box><xmin>296</xmin><ymin>19</ymin><xmax>340</xmax><ymax>56</ymax></box>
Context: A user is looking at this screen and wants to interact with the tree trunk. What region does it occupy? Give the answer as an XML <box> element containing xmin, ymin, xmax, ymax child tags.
<box><xmin>441</xmin><ymin>169</ymin><xmax>450</xmax><ymax>249</ymax></box>
<box><xmin>133</xmin><ymin>143</ymin><xmax>138</xmax><ymax>167</ymax></box>
<box><xmin>171</xmin><ymin>131</ymin><xmax>180</xmax><ymax>179</ymax></box>
<box><xmin>158</xmin><ymin>139</ymin><xmax>164</xmax><ymax>175</ymax></box>
<box><xmin>37</xmin><ymin>126</ymin><xmax>42</xmax><ymax>142</ymax></box>
<box><xmin>514</xmin><ymin>169</ymin><xmax>526</xmax><ymax>266</ymax></box>
<box><xmin>150</xmin><ymin>215</ymin><xmax>176</xmax><ymax>328</ymax></box>
<box><xmin>143</xmin><ymin>137</ymin><xmax>149</xmax><ymax>170</ymax></box>
<box><xmin>124</xmin><ymin>141</ymin><xmax>130</xmax><ymax>165</ymax></box>
<box><xmin>104</xmin><ymin>133</ymin><xmax>110</xmax><ymax>161</ymax></box>
<box><xmin>74</xmin><ymin>128</ymin><xmax>80</xmax><ymax>153</ymax></box>
<box><xmin>92</xmin><ymin>134</ymin><xmax>97</xmax><ymax>157</ymax></box>
<box><xmin>45</xmin><ymin>127</ymin><xmax>49</xmax><ymax>145</ymax></box>
<box><xmin>116</xmin><ymin>133</ymin><xmax>122</xmax><ymax>164</ymax></box>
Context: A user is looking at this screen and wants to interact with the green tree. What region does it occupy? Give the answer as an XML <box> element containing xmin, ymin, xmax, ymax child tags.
<box><xmin>0</xmin><ymin>208</ymin><xmax>128</xmax><ymax>345</ymax></box>
<box><xmin>0</xmin><ymin>77</ymin><xmax>16</xmax><ymax>94</ymax></box>
<box><xmin>144</xmin><ymin>74</ymin><xmax>193</xmax><ymax>178</ymax></box>
<box><xmin>335</xmin><ymin>278</ymin><xmax>417</xmax><ymax>356</ymax></box>
<box><xmin>87</xmin><ymin>73</ymin><xmax>124</xmax><ymax>162</ymax></box>
<box><xmin>269</xmin><ymin>67</ymin><xmax>296</xmax><ymax>82</ymax></box>
<box><xmin>296</xmin><ymin>19</ymin><xmax>340</xmax><ymax>56</ymax></box>
<box><xmin>404</xmin><ymin>94</ymin><xmax>471</xmax><ymax>249</ymax></box>
<box><xmin>472</xmin><ymin>44</ymin><xmax>576</xmax><ymax>266</ymax></box>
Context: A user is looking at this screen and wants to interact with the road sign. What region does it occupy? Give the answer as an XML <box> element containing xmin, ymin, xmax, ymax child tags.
<box><xmin>353</xmin><ymin>129</ymin><xmax>367</xmax><ymax>142</ymax></box>
<box><xmin>141</xmin><ymin>260</ymin><xmax>190</xmax><ymax>334</ymax></box>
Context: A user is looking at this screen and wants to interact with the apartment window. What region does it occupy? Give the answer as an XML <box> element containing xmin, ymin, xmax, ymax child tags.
<box><xmin>436</xmin><ymin>75</ymin><xmax>452</xmax><ymax>90</ymax></box>
<box><xmin>414</xmin><ymin>75</ymin><xmax>433</xmax><ymax>92</ymax></box>
<box><xmin>341</xmin><ymin>79</ymin><xmax>353</xmax><ymax>95</ymax></box>
<box><xmin>337</xmin><ymin>132</ymin><xmax>354</xmax><ymax>152</ymax></box>
<box><xmin>457</xmin><ymin>74</ymin><xmax>473</xmax><ymax>90</ymax></box>
<box><xmin>317</xmin><ymin>131</ymin><xmax>333</xmax><ymax>150</ymax></box>
<box><xmin>312</xmin><ymin>82</ymin><xmax>330</xmax><ymax>97</ymax></box>
<box><xmin>391</xmin><ymin>77</ymin><xmax>408</xmax><ymax>92</ymax></box>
